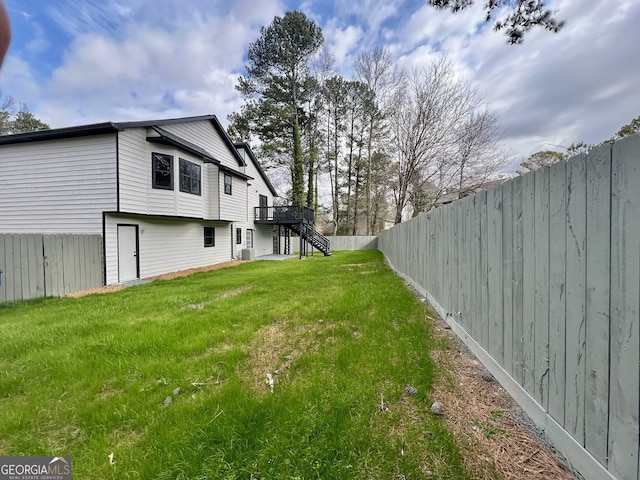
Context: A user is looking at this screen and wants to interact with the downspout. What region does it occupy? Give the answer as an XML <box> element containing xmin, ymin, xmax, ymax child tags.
<box><xmin>231</xmin><ymin>223</ymin><xmax>234</xmax><ymax>259</ymax></box>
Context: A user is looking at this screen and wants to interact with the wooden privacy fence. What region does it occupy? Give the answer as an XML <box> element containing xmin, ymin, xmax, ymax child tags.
<box><xmin>0</xmin><ymin>234</ymin><xmax>103</xmax><ymax>303</ymax></box>
<box><xmin>378</xmin><ymin>134</ymin><xmax>639</xmax><ymax>480</ymax></box>
<box><xmin>327</xmin><ymin>235</ymin><xmax>378</xmax><ymax>250</ymax></box>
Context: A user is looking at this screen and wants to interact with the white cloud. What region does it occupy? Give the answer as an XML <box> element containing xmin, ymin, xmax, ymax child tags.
<box><xmin>323</xmin><ymin>22</ymin><xmax>363</xmax><ymax>71</ymax></box>
<box><xmin>4</xmin><ymin>0</ymin><xmax>638</xmax><ymax>177</ymax></box>
<box><xmin>0</xmin><ymin>56</ymin><xmax>42</xmax><ymax>107</ymax></box>
<box><xmin>16</xmin><ymin>0</ymin><xmax>286</xmax><ymax>127</ymax></box>
<box><xmin>384</xmin><ymin>0</ymin><xmax>640</xmax><ymax>169</ymax></box>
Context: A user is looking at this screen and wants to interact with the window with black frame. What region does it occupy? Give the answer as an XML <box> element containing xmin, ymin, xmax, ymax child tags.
<box><xmin>179</xmin><ymin>158</ymin><xmax>201</xmax><ymax>195</ymax></box>
<box><xmin>204</xmin><ymin>227</ymin><xmax>215</xmax><ymax>247</ymax></box>
<box><xmin>224</xmin><ymin>173</ymin><xmax>232</xmax><ymax>195</ymax></box>
<box><xmin>152</xmin><ymin>152</ymin><xmax>173</xmax><ymax>190</ymax></box>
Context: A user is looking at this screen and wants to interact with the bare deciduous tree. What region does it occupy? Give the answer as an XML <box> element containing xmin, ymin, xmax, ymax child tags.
<box><xmin>390</xmin><ymin>58</ymin><xmax>504</xmax><ymax>222</ymax></box>
<box><xmin>353</xmin><ymin>47</ymin><xmax>402</xmax><ymax>233</ymax></box>
<box><xmin>449</xmin><ymin>108</ymin><xmax>504</xmax><ymax>198</ymax></box>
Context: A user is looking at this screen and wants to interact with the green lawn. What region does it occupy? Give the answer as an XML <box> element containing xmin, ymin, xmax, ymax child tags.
<box><xmin>0</xmin><ymin>250</ymin><xmax>470</xmax><ymax>479</ymax></box>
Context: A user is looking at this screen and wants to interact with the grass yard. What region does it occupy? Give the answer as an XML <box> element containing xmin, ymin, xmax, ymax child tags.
<box><xmin>0</xmin><ymin>250</ymin><xmax>471</xmax><ymax>479</ymax></box>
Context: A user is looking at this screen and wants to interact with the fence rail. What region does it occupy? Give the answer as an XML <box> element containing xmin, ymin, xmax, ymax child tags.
<box><xmin>378</xmin><ymin>134</ymin><xmax>639</xmax><ymax>480</ymax></box>
<box><xmin>0</xmin><ymin>233</ymin><xmax>103</xmax><ymax>303</ymax></box>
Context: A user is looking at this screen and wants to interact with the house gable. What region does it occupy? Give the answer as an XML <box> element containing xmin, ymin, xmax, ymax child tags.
<box><xmin>160</xmin><ymin>118</ymin><xmax>246</xmax><ymax>171</ymax></box>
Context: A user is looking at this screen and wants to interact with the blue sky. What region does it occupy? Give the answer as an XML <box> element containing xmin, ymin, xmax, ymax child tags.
<box><xmin>2</xmin><ymin>0</ymin><xmax>639</xmax><ymax>169</ymax></box>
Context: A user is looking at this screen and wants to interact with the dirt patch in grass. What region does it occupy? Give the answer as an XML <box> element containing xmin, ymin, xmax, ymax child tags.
<box><xmin>218</xmin><ymin>284</ymin><xmax>254</xmax><ymax>300</ymax></box>
<box><xmin>240</xmin><ymin>320</ymin><xmax>336</xmax><ymax>394</ymax></box>
<box><xmin>428</xmin><ymin>314</ymin><xmax>577</xmax><ymax>480</ymax></box>
<box><xmin>66</xmin><ymin>260</ymin><xmax>246</xmax><ymax>298</ymax></box>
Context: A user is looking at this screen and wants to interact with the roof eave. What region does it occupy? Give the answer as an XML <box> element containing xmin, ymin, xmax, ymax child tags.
<box><xmin>0</xmin><ymin>123</ymin><xmax>119</xmax><ymax>145</ymax></box>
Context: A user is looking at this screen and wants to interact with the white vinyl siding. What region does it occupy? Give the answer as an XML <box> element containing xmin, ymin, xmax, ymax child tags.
<box><xmin>253</xmin><ymin>224</ymin><xmax>274</xmax><ymax>256</ymax></box>
<box><xmin>104</xmin><ymin>214</ymin><xmax>232</xmax><ymax>285</ymax></box>
<box><xmin>233</xmin><ymin>223</ymin><xmax>273</xmax><ymax>259</ymax></box>
<box><xmin>162</xmin><ymin>120</ymin><xmax>241</xmax><ymax>170</ymax></box>
<box><xmin>219</xmin><ymin>174</ymin><xmax>247</xmax><ymax>221</ymax></box>
<box><xmin>0</xmin><ymin>135</ymin><xmax>117</xmax><ymax>234</ymax></box>
<box><xmin>237</xmin><ymin>145</ymin><xmax>275</xmax><ymax>222</ymax></box>
<box><xmin>118</xmin><ymin>129</ymin><xmax>210</xmax><ymax>219</ymax></box>
<box><xmin>232</xmin><ymin>146</ymin><xmax>275</xmax><ymax>258</ymax></box>
<box><xmin>206</xmin><ymin>164</ymin><xmax>220</xmax><ymax>219</ymax></box>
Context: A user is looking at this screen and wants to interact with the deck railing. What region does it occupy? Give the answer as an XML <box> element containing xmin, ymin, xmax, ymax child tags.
<box><xmin>254</xmin><ymin>205</ymin><xmax>314</xmax><ymax>224</ymax></box>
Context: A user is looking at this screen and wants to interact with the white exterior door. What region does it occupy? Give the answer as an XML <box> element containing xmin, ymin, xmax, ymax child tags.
<box><xmin>118</xmin><ymin>225</ymin><xmax>139</xmax><ymax>282</ymax></box>
<box><xmin>247</xmin><ymin>229</ymin><xmax>254</xmax><ymax>248</ymax></box>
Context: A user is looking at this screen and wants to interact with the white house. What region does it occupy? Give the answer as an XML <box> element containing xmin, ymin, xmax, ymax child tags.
<box><xmin>0</xmin><ymin>115</ymin><xmax>280</xmax><ymax>285</ymax></box>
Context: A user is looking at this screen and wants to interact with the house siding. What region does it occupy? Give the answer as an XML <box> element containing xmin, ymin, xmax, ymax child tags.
<box><xmin>0</xmin><ymin>135</ymin><xmax>117</xmax><ymax>234</ymax></box>
<box><xmin>118</xmin><ymin>129</ymin><xmax>213</xmax><ymax>219</ymax></box>
<box><xmin>219</xmin><ymin>174</ymin><xmax>247</xmax><ymax>221</ymax></box>
<box><xmin>162</xmin><ymin>120</ymin><xmax>241</xmax><ymax>170</ymax></box>
<box><xmin>206</xmin><ymin>164</ymin><xmax>220</xmax><ymax>220</ymax></box>
<box><xmin>105</xmin><ymin>213</ymin><xmax>232</xmax><ymax>284</ymax></box>
<box><xmin>234</xmin><ymin>146</ymin><xmax>275</xmax><ymax>258</ymax></box>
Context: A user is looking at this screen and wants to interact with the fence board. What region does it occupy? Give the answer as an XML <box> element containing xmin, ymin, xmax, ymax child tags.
<box><xmin>502</xmin><ymin>182</ymin><xmax>513</xmax><ymax>374</ymax></box>
<box><xmin>584</xmin><ymin>143</ymin><xmax>612</xmax><ymax>466</ymax></box>
<box><xmin>608</xmin><ymin>136</ymin><xmax>640</xmax><ymax>480</ymax></box>
<box><xmin>521</xmin><ymin>172</ymin><xmax>536</xmax><ymax>394</ymax></box>
<box><xmin>434</xmin><ymin>211</ymin><xmax>443</xmax><ymax>306</ymax></box>
<box><xmin>441</xmin><ymin>210</ymin><xmax>449</xmax><ymax>323</ymax></box>
<box><xmin>34</xmin><ymin>234</ymin><xmax>46</xmax><ymax>298</ymax></box>
<box><xmin>534</xmin><ymin>168</ymin><xmax>550</xmax><ymax>410</ymax></box>
<box><xmin>44</xmin><ymin>235</ymin><xmax>62</xmax><ymax>297</ymax></box>
<box><xmin>10</xmin><ymin>234</ymin><xmax>22</xmax><ymax>302</ymax></box>
<box><xmin>447</xmin><ymin>206</ymin><xmax>456</xmax><ymax>315</ymax></box>
<box><xmin>565</xmin><ymin>154</ymin><xmax>587</xmax><ymax>446</ymax></box>
<box><xmin>469</xmin><ymin>197</ymin><xmax>477</xmax><ymax>337</ymax></box>
<box><xmin>21</xmin><ymin>235</ymin><xmax>34</xmax><ymax>299</ymax></box>
<box><xmin>548</xmin><ymin>160</ymin><xmax>567</xmax><ymax>426</ymax></box>
<box><xmin>467</xmin><ymin>196</ymin><xmax>474</xmax><ymax>333</ymax></box>
<box><xmin>511</xmin><ymin>176</ymin><xmax>524</xmax><ymax>384</ymax></box>
<box><xmin>432</xmin><ymin>212</ymin><xmax>440</xmax><ymax>299</ymax></box>
<box><xmin>487</xmin><ymin>187</ymin><xmax>503</xmax><ymax>363</ymax></box>
<box><xmin>479</xmin><ymin>191</ymin><xmax>489</xmax><ymax>350</ymax></box>
<box><xmin>0</xmin><ymin>234</ymin><xmax>7</xmax><ymax>303</ymax></box>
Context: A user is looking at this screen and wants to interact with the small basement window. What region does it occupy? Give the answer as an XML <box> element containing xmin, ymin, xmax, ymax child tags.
<box><xmin>236</xmin><ymin>227</ymin><xmax>242</xmax><ymax>244</ymax></box>
<box><xmin>179</xmin><ymin>158</ymin><xmax>201</xmax><ymax>195</ymax></box>
<box><xmin>204</xmin><ymin>227</ymin><xmax>215</xmax><ymax>247</ymax></box>
<box><xmin>152</xmin><ymin>152</ymin><xmax>173</xmax><ymax>190</ymax></box>
<box><xmin>224</xmin><ymin>173</ymin><xmax>232</xmax><ymax>195</ymax></box>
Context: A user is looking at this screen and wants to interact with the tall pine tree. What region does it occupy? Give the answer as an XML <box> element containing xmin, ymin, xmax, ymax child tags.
<box><xmin>231</xmin><ymin>11</ymin><xmax>323</xmax><ymax>206</ymax></box>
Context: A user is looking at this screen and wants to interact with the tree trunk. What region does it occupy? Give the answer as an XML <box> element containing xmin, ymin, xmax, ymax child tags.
<box><xmin>292</xmin><ymin>120</ymin><xmax>304</xmax><ymax>206</ymax></box>
<box><xmin>333</xmin><ymin>112</ymin><xmax>340</xmax><ymax>236</ymax></box>
<box><xmin>307</xmin><ymin>139</ymin><xmax>316</xmax><ymax>209</ymax></box>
